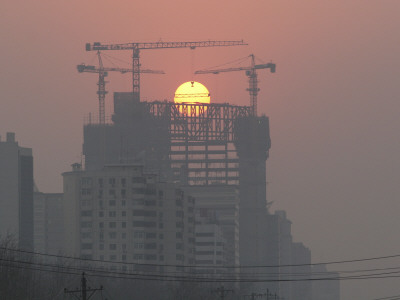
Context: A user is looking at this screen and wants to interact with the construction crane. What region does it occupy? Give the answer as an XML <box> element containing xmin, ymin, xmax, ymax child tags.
<box><xmin>195</xmin><ymin>54</ymin><xmax>276</xmax><ymax>116</ymax></box>
<box><xmin>77</xmin><ymin>51</ymin><xmax>165</xmax><ymax>124</ymax></box>
<box><xmin>85</xmin><ymin>40</ymin><xmax>247</xmax><ymax>101</ymax></box>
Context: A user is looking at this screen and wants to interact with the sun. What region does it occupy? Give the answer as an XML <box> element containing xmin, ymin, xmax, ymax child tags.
<box><xmin>174</xmin><ymin>81</ymin><xmax>210</xmax><ymax>115</ymax></box>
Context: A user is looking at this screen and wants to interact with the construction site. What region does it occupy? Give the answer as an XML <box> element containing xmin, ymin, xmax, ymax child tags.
<box><xmin>64</xmin><ymin>39</ymin><xmax>314</xmax><ymax>299</ymax></box>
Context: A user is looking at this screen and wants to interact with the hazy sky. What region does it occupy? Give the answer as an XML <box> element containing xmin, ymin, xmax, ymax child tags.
<box><xmin>2</xmin><ymin>1</ymin><xmax>400</xmax><ymax>299</ymax></box>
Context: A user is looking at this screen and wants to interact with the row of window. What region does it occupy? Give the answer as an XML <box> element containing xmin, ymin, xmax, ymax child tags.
<box><xmin>83</xmin><ymin>176</ymin><xmax>146</xmax><ymax>188</ymax></box>
<box><xmin>82</xmin><ymin>220</ymin><xmax>194</xmax><ymax>231</ymax></box>
<box><xmin>84</xmin><ymin>209</ymin><xmax>185</xmax><ymax>218</ymax></box>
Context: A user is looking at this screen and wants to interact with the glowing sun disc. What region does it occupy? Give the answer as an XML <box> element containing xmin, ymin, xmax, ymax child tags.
<box><xmin>174</xmin><ymin>81</ymin><xmax>210</xmax><ymax>115</ymax></box>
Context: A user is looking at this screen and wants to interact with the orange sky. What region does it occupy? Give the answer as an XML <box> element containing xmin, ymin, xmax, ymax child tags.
<box><xmin>2</xmin><ymin>1</ymin><xmax>400</xmax><ymax>299</ymax></box>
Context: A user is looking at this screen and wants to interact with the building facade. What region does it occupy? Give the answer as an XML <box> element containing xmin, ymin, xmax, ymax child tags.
<box><xmin>33</xmin><ymin>192</ymin><xmax>64</xmax><ymax>254</ymax></box>
<box><xmin>0</xmin><ymin>132</ymin><xmax>33</xmax><ymax>250</ymax></box>
<box><xmin>62</xmin><ymin>164</ymin><xmax>195</xmax><ymax>271</ymax></box>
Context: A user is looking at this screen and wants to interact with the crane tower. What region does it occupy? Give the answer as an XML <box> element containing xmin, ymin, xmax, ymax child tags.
<box><xmin>77</xmin><ymin>51</ymin><xmax>164</xmax><ymax>124</ymax></box>
<box><xmin>195</xmin><ymin>54</ymin><xmax>276</xmax><ymax>116</ymax></box>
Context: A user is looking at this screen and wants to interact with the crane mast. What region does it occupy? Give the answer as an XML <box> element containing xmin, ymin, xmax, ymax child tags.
<box><xmin>77</xmin><ymin>51</ymin><xmax>164</xmax><ymax>124</ymax></box>
<box><xmin>85</xmin><ymin>40</ymin><xmax>247</xmax><ymax>101</ymax></box>
<box><xmin>195</xmin><ymin>54</ymin><xmax>275</xmax><ymax>116</ymax></box>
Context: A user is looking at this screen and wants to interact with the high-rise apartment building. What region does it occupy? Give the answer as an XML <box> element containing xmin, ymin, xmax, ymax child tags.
<box><xmin>62</xmin><ymin>164</ymin><xmax>195</xmax><ymax>271</ymax></box>
<box><xmin>194</xmin><ymin>209</ymin><xmax>228</xmax><ymax>272</ymax></box>
<box><xmin>33</xmin><ymin>192</ymin><xmax>64</xmax><ymax>254</ymax></box>
<box><xmin>0</xmin><ymin>132</ymin><xmax>33</xmax><ymax>250</ymax></box>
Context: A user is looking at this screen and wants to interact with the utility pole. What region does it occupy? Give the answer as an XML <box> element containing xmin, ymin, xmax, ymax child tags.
<box><xmin>243</xmin><ymin>289</ymin><xmax>283</xmax><ymax>300</ymax></box>
<box><xmin>243</xmin><ymin>292</ymin><xmax>266</xmax><ymax>300</ymax></box>
<box><xmin>214</xmin><ymin>285</ymin><xmax>233</xmax><ymax>300</ymax></box>
<box><xmin>64</xmin><ymin>272</ymin><xmax>103</xmax><ymax>300</ymax></box>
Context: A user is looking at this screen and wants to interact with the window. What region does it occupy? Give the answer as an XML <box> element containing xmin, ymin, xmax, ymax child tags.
<box><xmin>109</xmin><ymin>178</ymin><xmax>116</xmax><ymax>186</ymax></box>
<box><xmin>145</xmin><ymin>200</ymin><xmax>156</xmax><ymax>206</ymax></box>
<box><xmin>81</xmin><ymin>188</ymin><xmax>92</xmax><ymax>196</ymax></box>
<box><xmin>99</xmin><ymin>222</ymin><xmax>104</xmax><ymax>228</ymax></box>
<box><xmin>109</xmin><ymin>211</ymin><xmax>116</xmax><ymax>217</ymax></box>
<box><xmin>121</xmin><ymin>200</ymin><xmax>126</xmax><ymax>206</ymax></box>
<box><xmin>109</xmin><ymin>200</ymin><xmax>116</xmax><ymax>206</ymax></box>
<box><xmin>98</xmin><ymin>190</ymin><xmax>103</xmax><ymax>199</ymax></box>
<box><xmin>134</xmin><ymin>254</ymin><xmax>144</xmax><ymax>260</ymax></box>
<box><xmin>121</xmin><ymin>211</ymin><xmax>126</xmax><ymax>217</ymax></box>
<box><xmin>145</xmin><ymin>254</ymin><xmax>157</xmax><ymax>260</ymax></box>
<box><xmin>109</xmin><ymin>222</ymin><xmax>116</xmax><ymax>228</ymax></box>
<box><xmin>121</xmin><ymin>178</ymin><xmax>126</xmax><ymax>187</ymax></box>
<box><xmin>133</xmin><ymin>221</ymin><xmax>156</xmax><ymax>228</ymax></box>
<box><xmin>133</xmin><ymin>210</ymin><xmax>157</xmax><ymax>217</ymax></box>
<box><xmin>109</xmin><ymin>244</ymin><xmax>117</xmax><ymax>250</ymax></box>
<box><xmin>132</xmin><ymin>177</ymin><xmax>145</xmax><ymax>184</ymax></box>
<box><xmin>109</xmin><ymin>232</ymin><xmax>117</xmax><ymax>239</ymax></box>
<box><xmin>176</xmin><ymin>221</ymin><xmax>183</xmax><ymax>228</ymax></box>
<box><xmin>176</xmin><ymin>243</ymin><xmax>183</xmax><ymax>250</ymax></box>
<box><xmin>121</xmin><ymin>189</ymin><xmax>126</xmax><ymax>198</ymax></box>
<box><xmin>99</xmin><ymin>211</ymin><xmax>104</xmax><ymax>217</ymax></box>
<box><xmin>109</xmin><ymin>189</ymin><xmax>116</xmax><ymax>197</ymax></box>
<box><xmin>99</xmin><ymin>244</ymin><xmax>104</xmax><ymax>250</ymax></box>
<box><xmin>81</xmin><ymin>232</ymin><xmax>92</xmax><ymax>239</ymax></box>
<box><xmin>196</xmin><ymin>232</ymin><xmax>214</xmax><ymax>237</ymax></box>
<box><xmin>176</xmin><ymin>211</ymin><xmax>184</xmax><ymax>218</ymax></box>
<box><xmin>110</xmin><ymin>255</ymin><xmax>117</xmax><ymax>261</ymax></box>
<box><xmin>134</xmin><ymin>243</ymin><xmax>144</xmax><ymax>249</ymax></box>
<box><xmin>195</xmin><ymin>242</ymin><xmax>214</xmax><ymax>246</ymax></box>
<box><xmin>122</xmin><ymin>232</ymin><xmax>127</xmax><ymax>239</ymax></box>
<box><xmin>176</xmin><ymin>254</ymin><xmax>184</xmax><ymax>261</ymax></box>
<box><xmin>98</xmin><ymin>178</ymin><xmax>104</xmax><ymax>188</ymax></box>
<box><xmin>176</xmin><ymin>232</ymin><xmax>183</xmax><ymax>239</ymax></box>
<box><xmin>145</xmin><ymin>243</ymin><xmax>156</xmax><ymax>250</ymax></box>
<box><xmin>81</xmin><ymin>211</ymin><xmax>92</xmax><ymax>217</ymax></box>
<box><xmin>81</xmin><ymin>243</ymin><xmax>92</xmax><ymax>250</ymax></box>
<box><xmin>99</xmin><ymin>232</ymin><xmax>104</xmax><ymax>240</ymax></box>
<box><xmin>134</xmin><ymin>231</ymin><xmax>145</xmax><ymax>239</ymax></box>
<box><xmin>132</xmin><ymin>188</ymin><xmax>145</xmax><ymax>194</ymax></box>
<box><xmin>146</xmin><ymin>232</ymin><xmax>156</xmax><ymax>239</ymax></box>
<box><xmin>81</xmin><ymin>221</ymin><xmax>92</xmax><ymax>228</ymax></box>
<box><xmin>82</xmin><ymin>177</ymin><xmax>92</xmax><ymax>185</ymax></box>
<box><xmin>122</xmin><ymin>222</ymin><xmax>126</xmax><ymax>228</ymax></box>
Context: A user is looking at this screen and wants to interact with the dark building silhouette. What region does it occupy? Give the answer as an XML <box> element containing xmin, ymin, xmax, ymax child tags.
<box><xmin>0</xmin><ymin>132</ymin><xmax>33</xmax><ymax>250</ymax></box>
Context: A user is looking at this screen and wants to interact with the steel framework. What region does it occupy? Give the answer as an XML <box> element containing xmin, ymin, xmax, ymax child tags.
<box><xmin>144</xmin><ymin>101</ymin><xmax>252</xmax><ymax>185</ymax></box>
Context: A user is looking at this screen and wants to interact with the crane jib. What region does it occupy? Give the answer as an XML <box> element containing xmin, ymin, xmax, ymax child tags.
<box><xmin>86</xmin><ymin>40</ymin><xmax>247</xmax><ymax>51</ymax></box>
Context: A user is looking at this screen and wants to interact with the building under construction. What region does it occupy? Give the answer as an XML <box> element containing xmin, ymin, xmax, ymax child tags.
<box><xmin>83</xmin><ymin>91</ymin><xmax>271</xmax><ymax>272</ymax></box>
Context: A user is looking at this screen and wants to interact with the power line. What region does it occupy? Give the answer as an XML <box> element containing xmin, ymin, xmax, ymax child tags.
<box><xmin>3</xmin><ymin>256</ymin><xmax>400</xmax><ymax>284</ymax></box>
<box><xmin>2</xmin><ymin>246</ymin><xmax>400</xmax><ymax>270</ymax></box>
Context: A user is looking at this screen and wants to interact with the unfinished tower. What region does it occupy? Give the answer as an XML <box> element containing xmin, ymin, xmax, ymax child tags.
<box><xmin>82</xmin><ymin>94</ymin><xmax>272</xmax><ymax>272</ymax></box>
